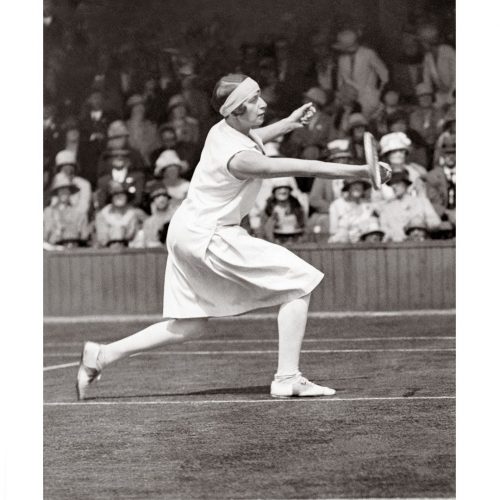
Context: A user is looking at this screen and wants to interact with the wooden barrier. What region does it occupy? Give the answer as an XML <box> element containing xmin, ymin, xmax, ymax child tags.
<box><xmin>43</xmin><ymin>241</ymin><xmax>455</xmax><ymax>317</ymax></box>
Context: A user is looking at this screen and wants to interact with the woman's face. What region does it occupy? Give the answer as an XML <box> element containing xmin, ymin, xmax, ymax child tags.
<box><xmin>161</xmin><ymin>131</ymin><xmax>177</xmax><ymax>148</ymax></box>
<box><xmin>131</xmin><ymin>104</ymin><xmax>145</xmax><ymax>118</ymax></box>
<box><xmin>171</xmin><ymin>105</ymin><xmax>187</xmax><ymax>120</ymax></box>
<box><xmin>392</xmin><ymin>181</ymin><xmax>408</xmax><ymax>198</ymax></box>
<box><xmin>348</xmin><ymin>183</ymin><xmax>365</xmax><ymax>199</ymax></box>
<box><xmin>57</xmin><ymin>187</ymin><xmax>71</xmax><ymax>203</ymax></box>
<box><xmin>153</xmin><ymin>194</ymin><xmax>169</xmax><ymax>211</ymax></box>
<box><xmin>66</xmin><ymin>128</ymin><xmax>80</xmax><ymax>142</ymax></box>
<box><xmin>163</xmin><ymin>165</ymin><xmax>180</xmax><ymax>181</ymax></box>
<box><xmin>240</xmin><ymin>90</ymin><xmax>267</xmax><ymax>128</ymax></box>
<box><xmin>112</xmin><ymin>193</ymin><xmax>128</xmax><ymax>208</ymax></box>
<box><xmin>384</xmin><ymin>91</ymin><xmax>399</xmax><ymax>107</ymax></box>
<box><xmin>388</xmin><ymin>149</ymin><xmax>406</xmax><ymax>166</ymax></box>
<box><xmin>443</xmin><ymin>152</ymin><xmax>456</xmax><ymax>168</ymax></box>
<box><xmin>60</xmin><ymin>164</ymin><xmax>76</xmax><ymax>177</ymax></box>
<box><xmin>274</xmin><ymin>187</ymin><xmax>291</xmax><ymax>201</ymax></box>
<box><xmin>390</xmin><ymin>120</ymin><xmax>407</xmax><ymax>133</ymax></box>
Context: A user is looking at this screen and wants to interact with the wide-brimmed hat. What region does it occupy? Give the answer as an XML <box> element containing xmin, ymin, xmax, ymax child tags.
<box><xmin>326</xmin><ymin>139</ymin><xmax>352</xmax><ymax>160</ymax></box>
<box><xmin>107</xmin><ymin>120</ymin><xmax>129</xmax><ymax>139</ymax></box>
<box><xmin>50</xmin><ymin>172</ymin><xmax>80</xmax><ymax>195</ymax></box>
<box><xmin>404</xmin><ymin>215</ymin><xmax>429</xmax><ymax>236</ymax></box>
<box><xmin>154</xmin><ymin>150</ymin><xmax>189</xmax><ymax>176</ymax></box>
<box><xmin>387</xmin><ymin>170</ymin><xmax>412</xmax><ymax>186</ymax></box>
<box><xmin>55</xmin><ymin>150</ymin><xmax>77</xmax><ymax>168</ymax></box>
<box><xmin>269</xmin><ymin>177</ymin><xmax>295</xmax><ymax>192</ymax></box>
<box><xmin>380</xmin><ymin>132</ymin><xmax>412</xmax><ymax>156</ymax></box>
<box><xmin>107</xmin><ymin>180</ymin><xmax>134</xmax><ymax>199</ymax></box>
<box><xmin>415</xmin><ymin>83</ymin><xmax>433</xmax><ymax>97</ymax></box>
<box><xmin>303</xmin><ymin>87</ymin><xmax>327</xmax><ymax>107</ymax></box>
<box><xmin>167</xmin><ymin>94</ymin><xmax>187</xmax><ymax>112</ymax></box>
<box><xmin>126</xmin><ymin>94</ymin><xmax>145</xmax><ymax>108</ymax></box>
<box><xmin>149</xmin><ymin>185</ymin><xmax>170</xmax><ymax>200</ymax></box>
<box><xmin>360</xmin><ymin>218</ymin><xmax>385</xmax><ymax>241</ymax></box>
<box><xmin>343</xmin><ymin>178</ymin><xmax>371</xmax><ymax>191</ymax></box>
<box><xmin>333</xmin><ymin>29</ymin><xmax>359</xmax><ymax>52</ymax></box>
<box><xmin>346</xmin><ymin>113</ymin><xmax>368</xmax><ymax>132</ymax></box>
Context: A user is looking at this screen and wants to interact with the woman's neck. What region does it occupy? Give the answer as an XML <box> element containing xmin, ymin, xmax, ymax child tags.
<box><xmin>225</xmin><ymin>117</ymin><xmax>251</xmax><ymax>137</ymax></box>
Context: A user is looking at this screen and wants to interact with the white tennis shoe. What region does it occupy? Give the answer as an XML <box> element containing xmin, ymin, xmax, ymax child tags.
<box><xmin>270</xmin><ymin>373</ymin><xmax>336</xmax><ymax>398</ymax></box>
<box><xmin>76</xmin><ymin>341</ymin><xmax>102</xmax><ymax>401</ymax></box>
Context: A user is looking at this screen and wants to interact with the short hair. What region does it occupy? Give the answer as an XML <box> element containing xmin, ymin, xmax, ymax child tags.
<box><xmin>211</xmin><ymin>73</ymin><xmax>249</xmax><ymax>116</ymax></box>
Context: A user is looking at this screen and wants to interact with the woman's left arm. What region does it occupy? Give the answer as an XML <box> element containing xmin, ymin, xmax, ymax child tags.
<box><xmin>253</xmin><ymin>103</ymin><xmax>316</xmax><ymax>144</ymax></box>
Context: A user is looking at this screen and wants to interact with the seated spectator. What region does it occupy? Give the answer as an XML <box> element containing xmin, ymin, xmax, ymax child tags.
<box><xmin>43</xmin><ymin>174</ymin><xmax>89</xmax><ymax>248</ymax></box>
<box><xmin>334</xmin><ymin>28</ymin><xmax>389</xmax><ymax>118</ymax></box>
<box><xmin>142</xmin><ymin>186</ymin><xmax>176</xmax><ymax>247</ymax></box>
<box><xmin>417</xmin><ymin>23</ymin><xmax>455</xmax><ymax>108</ymax></box>
<box><xmin>142</xmin><ymin>75</ymin><xmax>169</xmax><ymax>124</ymax></box>
<box><xmin>386</xmin><ymin>111</ymin><xmax>428</xmax><ymax>166</ymax></box>
<box><xmin>378</xmin><ymin>171</ymin><xmax>441</xmax><ymax>242</ymax></box>
<box><xmin>305</xmin><ymin>30</ymin><xmax>336</xmax><ymax>97</ymax></box>
<box><xmin>425</xmin><ymin>134</ymin><xmax>456</xmax><ymax>228</ymax></box>
<box><xmin>96</xmin><ymin>149</ymin><xmax>145</xmax><ymax>209</ymax></box>
<box><xmin>149</xmin><ymin>125</ymin><xmax>198</xmax><ymax>179</ymax></box>
<box><xmin>95</xmin><ymin>181</ymin><xmax>141</xmax><ymax>248</ymax></box>
<box><xmin>147</xmin><ymin>150</ymin><xmax>190</xmax><ymax>213</ymax></box>
<box><xmin>288</xmin><ymin>87</ymin><xmax>335</xmax><ymax>151</ymax></box>
<box><xmin>78</xmin><ymin>89</ymin><xmax>115</xmax><ymax>149</ymax></box>
<box><xmin>308</xmin><ymin>139</ymin><xmax>352</xmax><ymax>234</ymax></box>
<box><xmin>379</xmin><ymin>132</ymin><xmax>427</xmax><ymax>196</ymax></box>
<box><xmin>344</xmin><ymin>113</ymin><xmax>369</xmax><ymax>164</ymax></box>
<box><xmin>96</xmin><ymin>120</ymin><xmax>145</xmax><ymax>178</ymax></box>
<box><xmin>164</xmin><ymin>94</ymin><xmax>200</xmax><ymax>146</ymax></box>
<box><xmin>261</xmin><ymin>178</ymin><xmax>306</xmax><ymax>244</ymax></box>
<box><xmin>328</xmin><ymin>179</ymin><xmax>375</xmax><ymax>243</ymax></box>
<box><xmin>370</xmin><ymin>87</ymin><xmax>405</xmax><ymax>139</ymax></box>
<box><xmin>410</xmin><ymin>83</ymin><xmax>444</xmax><ymax>161</ymax></box>
<box><xmin>126</xmin><ymin>94</ymin><xmax>160</xmax><ymax>167</ymax></box>
<box><xmin>404</xmin><ymin>216</ymin><xmax>432</xmax><ymax>242</ymax></box>
<box><xmin>51</xmin><ymin>150</ymin><xmax>92</xmax><ymax>215</ymax></box>
<box><xmin>359</xmin><ymin>217</ymin><xmax>385</xmax><ymax>243</ymax></box>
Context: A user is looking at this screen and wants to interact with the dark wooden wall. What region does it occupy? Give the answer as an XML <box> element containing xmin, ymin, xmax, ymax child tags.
<box><xmin>44</xmin><ymin>242</ymin><xmax>455</xmax><ymax>316</ymax></box>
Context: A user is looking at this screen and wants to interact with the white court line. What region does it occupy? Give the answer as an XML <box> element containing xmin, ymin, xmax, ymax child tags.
<box><xmin>43</xmin><ymin>309</ymin><xmax>455</xmax><ymax>324</ymax></box>
<box><xmin>44</xmin><ymin>348</ymin><xmax>456</xmax><ymax>359</ymax></box>
<box><xmin>44</xmin><ymin>336</ymin><xmax>455</xmax><ymax>347</ymax></box>
<box><xmin>43</xmin><ymin>361</ymin><xmax>80</xmax><ymax>372</ymax></box>
<box><xmin>44</xmin><ymin>395</ymin><xmax>455</xmax><ymax>406</ymax></box>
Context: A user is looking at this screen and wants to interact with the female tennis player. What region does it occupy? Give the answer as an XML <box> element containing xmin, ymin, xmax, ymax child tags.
<box><xmin>77</xmin><ymin>74</ymin><xmax>391</xmax><ymax>400</ymax></box>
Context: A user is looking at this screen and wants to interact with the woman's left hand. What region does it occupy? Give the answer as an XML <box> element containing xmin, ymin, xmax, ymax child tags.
<box><xmin>287</xmin><ymin>102</ymin><xmax>317</xmax><ymax>130</ymax></box>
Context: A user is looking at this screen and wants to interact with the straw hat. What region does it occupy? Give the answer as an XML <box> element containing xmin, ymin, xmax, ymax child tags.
<box><xmin>50</xmin><ymin>172</ymin><xmax>80</xmax><ymax>195</ymax></box>
<box><xmin>326</xmin><ymin>139</ymin><xmax>352</xmax><ymax>160</ymax></box>
<box><xmin>380</xmin><ymin>132</ymin><xmax>412</xmax><ymax>156</ymax></box>
<box><xmin>269</xmin><ymin>177</ymin><xmax>295</xmax><ymax>192</ymax></box>
<box><xmin>387</xmin><ymin>170</ymin><xmax>412</xmax><ymax>186</ymax></box>
<box><xmin>126</xmin><ymin>94</ymin><xmax>145</xmax><ymax>108</ymax></box>
<box><xmin>360</xmin><ymin>218</ymin><xmax>385</xmax><ymax>241</ymax></box>
<box><xmin>346</xmin><ymin>113</ymin><xmax>368</xmax><ymax>132</ymax></box>
<box><xmin>154</xmin><ymin>150</ymin><xmax>189</xmax><ymax>176</ymax></box>
<box><xmin>55</xmin><ymin>150</ymin><xmax>77</xmax><ymax>168</ymax></box>
<box><xmin>107</xmin><ymin>120</ymin><xmax>129</xmax><ymax>139</ymax></box>
<box><xmin>343</xmin><ymin>178</ymin><xmax>371</xmax><ymax>191</ymax></box>
<box><xmin>149</xmin><ymin>185</ymin><xmax>170</xmax><ymax>200</ymax></box>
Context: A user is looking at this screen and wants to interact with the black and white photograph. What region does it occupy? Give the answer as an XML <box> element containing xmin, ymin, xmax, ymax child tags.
<box><xmin>10</xmin><ymin>0</ymin><xmax>498</xmax><ymax>498</ymax></box>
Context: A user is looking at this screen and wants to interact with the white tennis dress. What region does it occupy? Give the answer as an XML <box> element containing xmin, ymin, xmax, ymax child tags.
<box><xmin>163</xmin><ymin>119</ymin><xmax>324</xmax><ymax>318</ymax></box>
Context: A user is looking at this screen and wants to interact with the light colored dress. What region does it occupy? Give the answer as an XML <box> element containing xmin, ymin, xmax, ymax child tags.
<box><xmin>163</xmin><ymin>120</ymin><xmax>324</xmax><ymax>318</ymax></box>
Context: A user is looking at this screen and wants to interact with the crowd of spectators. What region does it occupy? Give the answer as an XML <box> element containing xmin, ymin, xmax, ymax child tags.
<box><xmin>44</xmin><ymin>6</ymin><xmax>456</xmax><ymax>250</ymax></box>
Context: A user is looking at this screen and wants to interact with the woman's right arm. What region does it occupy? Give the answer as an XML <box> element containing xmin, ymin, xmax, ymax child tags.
<box><xmin>229</xmin><ymin>151</ymin><xmax>370</xmax><ymax>181</ymax></box>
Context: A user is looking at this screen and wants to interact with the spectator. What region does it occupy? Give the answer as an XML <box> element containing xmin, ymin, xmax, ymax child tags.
<box><xmin>52</xmin><ymin>150</ymin><xmax>92</xmax><ymax>215</ymax></box>
<box><xmin>306</xmin><ymin>31</ymin><xmax>336</xmax><ymax>96</ymax></box>
<box><xmin>261</xmin><ymin>178</ymin><xmax>306</xmax><ymax>244</ymax></box>
<box><xmin>359</xmin><ymin>217</ymin><xmax>385</xmax><ymax>243</ymax></box>
<box><xmin>380</xmin><ymin>132</ymin><xmax>427</xmax><ymax>196</ymax></box>
<box><xmin>344</xmin><ymin>113</ymin><xmax>369</xmax><ymax>164</ymax></box>
<box><xmin>43</xmin><ymin>174</ymin><xmax>89</xmax><ymax>248</ymax></box>
<box><xmin>287</xmin><ymin>87</ymin><xmax>335</xmax><ymax>153</ymax></box>
<box><xmin>142</xmin><ymin>75</ymin><xmax>169</xmax><ymax>124</ymax></box>
<box><xmin>149</xmin><ymin>124</ymin><xmax>198</xmax><ymax>178</ymax></box>
<box><xmin>164</xmin><ymin>94</ymin><xmax>200</xmax><ymax>146</ymax></box>
<box><xmin>178</xmin><ymin>64</ymin><xmax>211</xmax><ymax>132</ymax></box>
<box><xmin>385</xmin><ymin>113</ymin><xmax>428</xmax><ymax>167</ymax></box>
<box><xmin>334</xmin><ymin>29</ymin><xmax>389</xmax><ymax>118</ymax></box>
<box><xmin>308</xmin><ymin>139</ymin><xmax>352</xmax><ymax>234</ymax></box>
<box><xmin>409</xmin><ymin>83</ymin><xmax>444</xmax><ymax>156</ymax></box>
<box><xmin>142</xmin><ymin>186</ymin><xmax>176</xmax><ymax>247</ymax></box>
<box><xmin>379</xmin><ymin>171</ymin><xmax>440</xmax><ymax>242</ymax></box>
<box><xmin>328</xmin><ymin>179</ymin><xmax>375</xmax><ymax>243</ymax></box>
<box><xmin>370</xmin><ymin>87</ymin><xmax>405</xmax><ymax>139</ymax></box>
<box><xmin>417</xmin><ymin>23</ymin><xmax>455</xmax><ymax>108</ymax></box>
<box><xmin>126</xmin><ymin>94</ymin><xmax>160</xmax><ymax>167</ymax></box>
<box><xmin>96</xmin><ymin>120</ymin><xmax>145</xmax><ymax>178</ymax></box>
<box><xmin>95</xmin><ymin>181</ymin><xmax>141</xmax><ymax>248</ymax></box>
<box><xmin>404</xmin><ymin>216</ymin><xmax>432</xmax><ymax>242</ymax></box>
<box><xmin>425</xmin><ymin>133</ymin><xmax>456</xmax><ymax>227</ymax></box>
<box><xmin>391</xmin><ymin>32</ymin><xmax>425</xmax><ymax>103</ymax></box>
<box><xmin>96</xmin><ymin>149</ymin><xmax>145</xmax><ymax>209</ymax></box>
<box><xmin>147</xmin><ymin>150</ymin><xmax>190</xmax><ymax>214</ymax></box>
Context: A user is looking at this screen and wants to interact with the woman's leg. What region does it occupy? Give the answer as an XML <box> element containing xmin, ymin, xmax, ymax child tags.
<box><xmin>97</xmin><ymin>318</ymin><xmax>210</xmax><ymax>369</ymax></box>
<box><xmin>276</xmin><ymin>293</ymin><xmax>311</xmax><ymax>376</ymax></box>
<box><xmin>272</xmin><ymin>293</ymin><xmax>335</xmax><ymax>397</ymax></box>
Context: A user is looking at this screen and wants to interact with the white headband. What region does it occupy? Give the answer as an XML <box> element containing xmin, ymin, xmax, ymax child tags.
<box><xmin>219</xmin><ymin>77</ymin><xmax>260</xmax><ymax>117</ymax></box>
